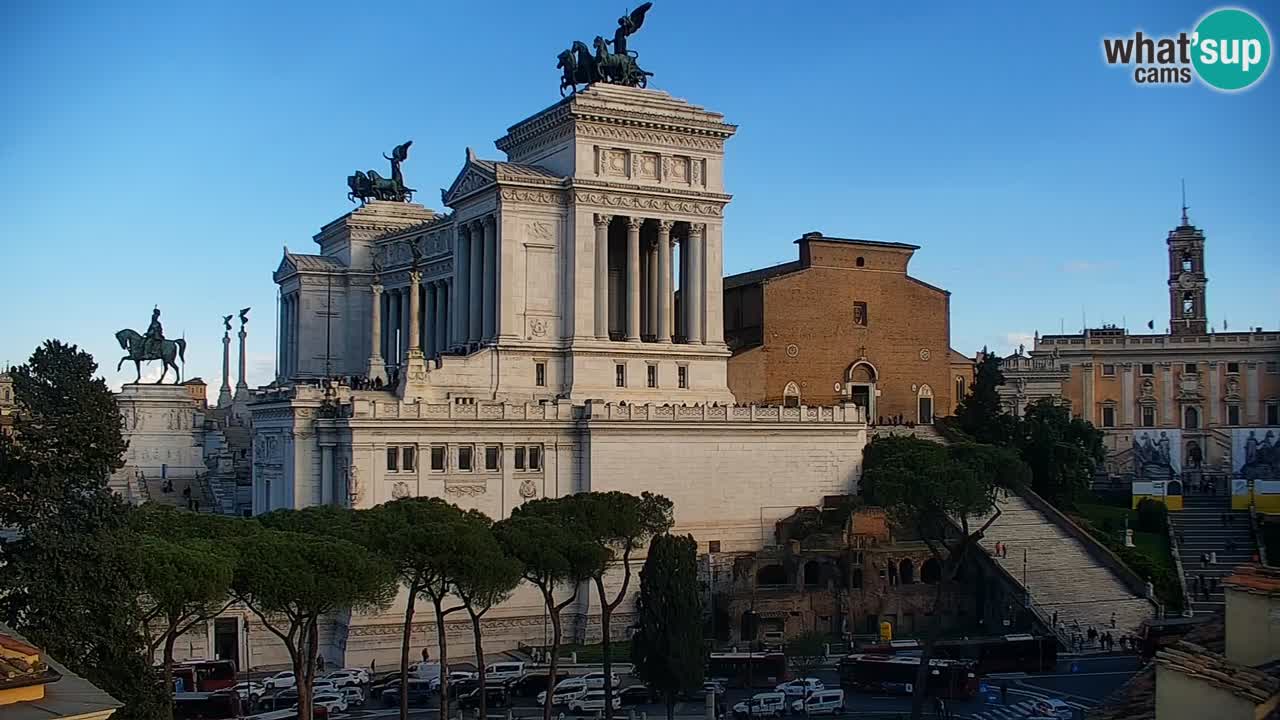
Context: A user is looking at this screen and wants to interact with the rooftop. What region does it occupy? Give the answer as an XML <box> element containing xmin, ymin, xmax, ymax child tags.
<box><xmin>1156</xmin><ymin>640</ymin><xmax>1280</xmax><ymax>705</ymax></box>
<box><xmin>1224</xmin><ymin>564</ymin><xmax>1280</xmax><ymax>597</ymax></box>
<box><xmin>722</xmin><ymin>260</ymin><xmax>802</xmax><ymax>290</ymax></box>
<box><xmin>795</xmin><ymin>231</ymin><xmax>920</xmax><ymax>251</ymax></box>
<box><xmin>0</xmin><ymin>624</ymin><xmax>121</xmax><ymax>720</ymax></box>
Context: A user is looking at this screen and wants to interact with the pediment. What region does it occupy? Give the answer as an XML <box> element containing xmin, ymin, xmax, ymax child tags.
<box><xmin>442</xmin><ymin>149</ymin><xmax>497</xmax><ymax>207</ymax></box>
<box><xmin>273</xmin><ymin>249</ymin><xmax>297</xmax><ymax>281</ymax></box>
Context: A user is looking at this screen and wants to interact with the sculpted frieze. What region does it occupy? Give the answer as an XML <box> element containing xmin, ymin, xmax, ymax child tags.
<box><xmin>577</xmin><ymin>122</ymin><xmax>725</xmax><ymax>152</ymax></box>
<box><xmin>572</xmin><ymin>191</ymin><xmax>723</xmax><ymax>217</ymax></box>
<box><xmin>499</xmin><ymin>188</ymin><xmax>566</xmax><ymax>207</ymax></box>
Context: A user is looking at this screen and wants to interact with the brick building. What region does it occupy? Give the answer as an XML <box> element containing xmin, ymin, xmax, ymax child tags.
<box><xmin>724</xmin><ymin>232</ymin><xmax>971</xmax><ymax>423</ymax></box>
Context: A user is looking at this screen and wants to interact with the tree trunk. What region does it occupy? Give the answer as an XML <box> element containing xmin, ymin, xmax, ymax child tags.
<box><xmin>400</xmin><ymin>584</ymin><xmax>419</xmax><ymax>720</ymax></box>
<box><xmin>909</xmin><ymin>568</ymin><xmax>949</xmax><ymax>720</ymax></box>
<box><xmin>163</xmin><ymin>626</ymin><xmax>177</xmax><ymax>710</ymax></box>
<box><xmin>470</xmin><ymin>610</ymin><xmax>487</xmax><ymax>720</ymax></box>
<box><xmin>434</xmin><ymin>598</ymin><xmax>452</xmax><ymax>720</ymax></box>
<box><xmin>595</xmin><ymin>578</ymin><xmax>615</xmax><ymax>720</ymax></box>
<box><xmin>292</xmin><ymin>621</ymin><xmax>313</xmax><ymax>720</ymax></box>
<box><xmin>543</xmin><ymin>593</ymin><xmax>563</xmax><ymax>720</ymax></box>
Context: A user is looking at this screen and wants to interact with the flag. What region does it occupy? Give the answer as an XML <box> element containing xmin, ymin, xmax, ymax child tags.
<box><xmin>1147</xmin><ymin>320</ymin><xmax>1154</xmax><ymax>330</ymax></box>
<box><xmin>1224</xmin><ymin>318</ymin><xmax>1229</xmax><ymax>330</ymax></box>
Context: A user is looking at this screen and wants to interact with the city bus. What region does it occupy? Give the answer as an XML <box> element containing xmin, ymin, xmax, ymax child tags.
<box><xmin>838</xmin><ymin>653</ymin><xmax>978</xmax><ymax>699</ymax></box>
<box><xmin>857</xmin><ymin>634</ymin><xmax>1058</xmax><ymax>674</ymax></box>
<box><xmin>170</xmin><ymin>659</ymin><xmax>238</xmax><ymax>692</ymax></box>
<box><xmin>173</xmin><ymin>691</ymin><xmax>242</xmax><ymax>720</ymax></box>
<box><xmin>706</xmin><ymin>652</ymin><xmax>788</xmax><ymax>688</ymax></box>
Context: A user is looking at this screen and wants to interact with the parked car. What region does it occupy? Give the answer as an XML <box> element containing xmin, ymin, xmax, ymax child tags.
<box><xmin>733</xmin><ymin>692</ymin><xmax>788</xmax><ymax>718</ymax></box>
<box><xmin>233</xmin><ymin>681</ymin><xmax>266</xmax><ymax>702</ymax></box>
<box><xmin>617</xmin><ymin>685</ymin><xmax>653</xmax><ymax>706</ymax></box>
<box><xmin>762</xmin><ymin>631</ymin><xmax>785</xmax><ymax>650</ymax></box>
<box><xmin>511</xmin><ymin>671</ymin><xmax>571</xmax><ymax>697</ymax></box>
<box><xmin>311</xmin><ymin>681</ymin><xmax>339</xmax><ymax>696</ymax></box>
<box><xmin>790</xmin><ymin>689</ymin><xmax>845</xmax><ymax>716</ymax></box>
<box><xmin>312</xmin><ymin>693</ymin><xmax>348</xmax><ymax>714</ymax></box>
<box><xmin>341</xmin><ymin>686</ymin><xmax>365</xmax><ymax>708</ymax></box>
<box><xmin>367</xmin><ymin>671</ymin><xmax>400</xmax><ymax>698</ymax></box>
<box><xmin>681</xmin><ymin>680</ymin><xmax>727</xmax><ymax>701</ymax></box>
<box><xmin>383</xmin><ymin>679</ymin><xmax>434</xmax><ymax>707</ymax></box>
<box><xmin>483</xmin><ymin>662</ymin><xmax>526</xmax><ymax>683</ymax></box>
<box><xmin>580</xmin><ymin>672</ymin><xmax>620</xmax><ymax>690</ymax></box>
<box><xmin>323</xmin><ymin>669</ymin><xmax>366</xmax><ymax>688</ymax></box>
<box><xmin>264</xmin><ymin>671</ymin><xmax>297</xmax><ymax>691</ymax></box>
<box><xmin>457</xmin><ymin>683</ymin><xmax>510</xmax><ymax>709</ymax></box>
<box><xmin>568</xmin><ymin>689</ymin><xmax>622</xmax><ymax>715</ymax></box>
<box><xmin>1031</xmin><ymin>698</ymin><xmax>1073</xmax><ymax>719</ymax></box>
<box><xmin>775</xmin><ymin>678</ymin><xmax>823</xmax><ymax>699</ymax></box>
<box><xmin>430</xmin><ymin>671</ymin><xmax>479</xmax><ymax>693</ymax></box>
<box><xmin>537</xmin><ymin>677</ymin><xmax>589</xmax><ymax>706</ymax></box>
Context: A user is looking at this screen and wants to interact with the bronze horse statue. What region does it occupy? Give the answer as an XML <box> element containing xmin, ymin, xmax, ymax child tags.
<box><xmin>115</xmin><ymin>329</ymin><xmax>186</xmax><ymax>384</ymax></box>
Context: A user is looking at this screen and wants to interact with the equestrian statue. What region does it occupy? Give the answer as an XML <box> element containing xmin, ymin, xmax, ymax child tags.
<box><xmin>348</xmin><ymin>141</ymin><xmax>415</xmax><ymax>204</ymax></box>
<box><xmin>558</xmin><ymin>3</ymin><xmax>654</xmax><ymax>96</ymax></box>
<box><xmin>116</xmin><ymin>307</ymin><xmax>187</xmax><ymax>384</ymax></box>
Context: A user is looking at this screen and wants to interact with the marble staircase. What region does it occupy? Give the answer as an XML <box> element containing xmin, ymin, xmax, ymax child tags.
<box><xmin>1170</xmin><ymin>494</ymin><xmax>1254</xmax><ymax>615</ymax></box>
<box><xmin>975</xmin><ymin>493</ymin><xmax>1157</xmax><ymax>643</ymax></box>
<box><xmin>141</xmin><ymin>474</ymin><xmax>217</xmax><ymax>513</ymax></box>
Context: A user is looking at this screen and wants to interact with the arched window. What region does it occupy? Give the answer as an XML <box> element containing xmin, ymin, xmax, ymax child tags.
<box><xmin>917</xmin><ymin>385</ymin><xmax>935</xmax><ymax>425</ymax></box>
<box><xmin>921</xmin><ymin>559</ymin><xmax>942</xmax><ymax>584</ymax></box>
<box><xmin>1183</xmin><ymin>292</ymin><xmax>1195</xmax><ymax>317</ymax></box>
<box><xmin>783</xmin><ymin>382</ymin><xmax>801</xmax><ymax>408</ymax></box>
<box><xmin>955</xmin><ymin>376</ymin><xmax>965</xmax><ymax>404</ymax></box>
<box><xmin>756</xmin><ymin>564</ymin><xmax>787</xmax><ymax>586</ymax></box>
<box><xmin>899</xmin><ymin>559</ymin><xmax>915</xmax><ymax>584</ymax></box>
<box><xmin>803</xmin><ymin>561</ymin><xmax>821</xmax><ymax>587</ymax></box>
<box><xmin>1184</xmin><ymin>406</ymin><xmax>1200</xmax><ymax>430</ymax></box>
<box><xmin>1181</xmin><ymin>251</ymin><xmax>1193</xmax><ymax>272</ymax></box>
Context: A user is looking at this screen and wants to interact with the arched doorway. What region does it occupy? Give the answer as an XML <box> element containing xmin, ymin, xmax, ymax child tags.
<box><xmin>756</xmin><ymin>564</ymin><xmax>787</xmax><ymax>586</ymax></box>
<box><xmin>898</xmin><ymin>559</ymin><xmax>915</xmax><ymax>584</ymax></box>
<box><xmin>917</xmin><ymin>385</ymin><xmax>934</xmax><ymax>425</ymax></box>
<box><xmin>803</xmin><ymin>561</ymin><xmax>821</xmax><ymax>587</ymax></box>
<box><xmin>783</xmin><ymin>381</ymin><xmax>801</xmax><ymax>408</ymax></box>
<box><xmin>847</xmin><ymin>361</ymin><xmax>877</xmax><ymax>420</ymax></box>
<box><xmin>921</xmin><ymin>558</ymin><xmax>941</xmax><ymax>584</ymax></box>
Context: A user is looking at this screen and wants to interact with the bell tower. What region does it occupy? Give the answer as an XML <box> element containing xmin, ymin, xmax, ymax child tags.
<box><xmin>1167</xmin><ymin>191</ymin><xmax>1207</xmax><ymax>336</ymax></box>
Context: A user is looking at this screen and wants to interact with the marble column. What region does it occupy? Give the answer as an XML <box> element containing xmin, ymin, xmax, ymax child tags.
<box><xmin>687</xmin><ymin>224</ymin><xmax>705</xmax><ymax>344</ymax></box>
<box><xmin>388</xmin><ymin>288</ymin><xmax>400</xmax><ymax>369</ymax></box>
<box><xmin>678</xmin><ymin>237</ymin><xmax>688</xmax><ymax>340</ymax></box>
<box><xmin>594</xmin><ymin>214</ymin><xmax>611</xmax><ymax>339</ymax></box>
<box><xmin>219</xmin><ymin>330</ymin><xmax>233</xmax><ymax>407</ymax></box>
<box><xmin>1209</xmin><ymin>362</ymin><xmax>1221</xmax><ymax>425</ymax></box>
<box><xmin>625</xmin><ymin>216</ymin><xmax>642</xmax><ymax>342</ymax></box>
<box><xmin>277</xmin><ymin>295</ymin><xmax>287</xmax><ymax>380</ymax></box>
<box><xmin>436</xmin><ymin>280</ymin><xmax>449</xmax><ymax>356</ymax></box>
<box><xmin>482</xmin><ymin>215</ymin><xmax>497</xmax><ymax>341</ymax></box>
<box><xmin>320</xmin><ymin>444</ymin><xmax>334</xmax><ymax>505</ymax></box>
<box><xmin>235</xmin><ymin>321</ymin><xmax>248</xmax><ymax>395</ymax></box>
<box><xmin>456</xmin><ymin>225</ymin><xmax>471</xmax><ymax>350</ymax></box>
<box><xmin>287</xmin><ymin>294</ymin><xmax>298</xmax><ymax>376</ymax></box>
<box><xmin>367</xmin><ymin>283</ymin><xmax>387</xmax><ymax>384</ymax></box>
<box><xmin>646</xmin><ymin>238</ymin><xmax>658</xmax><ymax>339</ymax></box>
<box><xmin>407</xmin><ymin>272</ymin><xmax>422</xmax><ymax>354</ymax></box>
<box><xmin>418</xmin><ymin>284</ymin><xmax>428</xmax><ymax>354</ymax></box>
<box><xmin>400</xmin><ymin>288</ymin><xmax>411</xmax><ymax>361</ymax></box>
<box><xmin>424</xmin><ymin>282</ymin><xmax>437</xmax><ymax>357</ymax></box>
<box><xmin>657</xmin><ymin>220</ymin><xmax>673</xmax><ymax>342</ymax></box>
<box><xmin>379</xmin><ymin>292</ymin><xmax>389</xmax><ymax>363</ymax></box>
<box><xmin>469</xmin><ymin>219</ymin><xmax>483</xmax><ymax>344</ymax></box>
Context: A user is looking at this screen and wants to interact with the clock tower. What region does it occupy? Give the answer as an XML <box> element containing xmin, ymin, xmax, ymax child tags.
<box><xmin>1167</xmin><ymin>203</ymin><xmax>1207</xmax><ymax>336</ymax></box>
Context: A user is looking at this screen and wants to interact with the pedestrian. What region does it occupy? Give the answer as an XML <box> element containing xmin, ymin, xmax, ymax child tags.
<box><xmin>1110</xmin><ymin>611</ymin><xmax>1116</xmax><ymax>629</ymax></box>
<box><xmin>1088</xmin><ymin>627</ymin><xmax>1097</xmax><ymax>646</ymax></box>
<box><xmin>1201</xmin><ymin>552</ymin><xmax>1209</xmax><ymax>569</ymax></box>
<box><xmin>1211</xmin><ymin>551</ymin><xmax>1218</xmax><ymax>565</ymax></box>
<box><xmin>1178</xmin><ymin>531</ymin><xmax>1186</xmax><ymax>545</ymax></box>
<box><xmin>371</xmin><ymin>658</ymin><xmax>376</xmax><ymax>674</ymax></box>
<box><xmin>422</xmin><ymin>647</ymin><xmax>431</xmax><ymax>663</ymax></box>
<box><xmin>1053</xmin><ymin>610</ymin><xmax>1059</xmax><ymax>628</ymax></box>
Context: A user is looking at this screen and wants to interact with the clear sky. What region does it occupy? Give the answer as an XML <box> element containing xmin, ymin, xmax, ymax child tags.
<box><xmin>3</xmin><ymin>0</ymin><xmax>1277</xmax><ymax>394</ymax></box>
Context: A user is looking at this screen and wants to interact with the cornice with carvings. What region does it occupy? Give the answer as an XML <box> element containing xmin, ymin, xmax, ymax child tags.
<box><xmin>571</xmin><ymin>189</ymin><xmax>724</xmax><ymax>218</ymax></box>
<box><xmin>572</xmin><ymin>179</ymin><xmax>730</xmax><ymax>203</ymax></box>
<box><xmin>499</xmin><ymin>187</ymin><xmax>568</xmax><ymax>207</ymax></box>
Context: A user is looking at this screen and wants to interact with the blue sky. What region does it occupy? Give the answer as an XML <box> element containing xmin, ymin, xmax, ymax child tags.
<box><xmin>2</xmin><ymin>0</ymin><xmax>1277</xmax><ymax>393</ymax></box>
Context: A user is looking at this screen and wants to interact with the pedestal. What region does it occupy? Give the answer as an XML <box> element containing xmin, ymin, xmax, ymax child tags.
<box><xmin>367</xmin><ymin>354</ymin><xmax>388</xmax><ymax>387</ymax></box>
<box><xmin>397</xmin><ymin>350</ymin><xmax>430</xmax><ymax>400</ymax></box>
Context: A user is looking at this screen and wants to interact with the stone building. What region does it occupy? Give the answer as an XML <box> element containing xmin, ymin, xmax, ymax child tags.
<box><xmin>238</xmin><ymin>83</ymin><xmax>871</xmax><ymax>670</ymax></box>
<box><xmin>723</xmin><ymin>232</ymin><xmax>971</xmax><ymax>424</ymax></box>
<box><xmin>1000</xmin><ymin>212</ymin><xmax>1280</xmax><ymax>480</ymax></box>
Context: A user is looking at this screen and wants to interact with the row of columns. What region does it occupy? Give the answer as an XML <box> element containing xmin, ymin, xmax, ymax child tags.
<box><xmin>278</xmin><ymin>291</ymin><xmax>300</xmax><ymax>379</ymax></box>
<box><xmin>455</xmin><ymin>215</ymin><xmax>499</xmax><ymax>347</ymax></box>
<box><xmin>593</xmin><ymin>214</ymin><xmax>705</xmax><ymax>344</ymax></box>
<box><xmin>368</xmin><ymin>278</ymin><xmax>453</xmax><ymax>381</ymax></box>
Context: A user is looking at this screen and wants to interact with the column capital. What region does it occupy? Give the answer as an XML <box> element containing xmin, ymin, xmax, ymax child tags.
<box><xmin>469</xmin><ymin>218</ymin><xmax>485</xmax><ymax>233</ymax></box>
<box><xmin>657</xmin><ymin>219</ymin><xmax>675</xmax><ymax>232</ymax></box>
<box><xmin>482</xmin><ymin>214</ymin><xmax>497</xmax><ymax>230</ymax></box>
<box><xmin>594</xmin><ymin>213</ymin><xmax>613</xmax><ymax>227</ymax></box>
<box><xmin>688</xmin><ymin>222</ymin><xmax>706</xmax><ymax>239</ymax></box>
<box><xmin>625</xmin><ymin>216</ymin><xmax>644</xmax><ymax>230</ymax></box>
<box><xmin>408</xmin><ymin>270</ymin><xmax>422</xmax><ymax>285</ymax></box>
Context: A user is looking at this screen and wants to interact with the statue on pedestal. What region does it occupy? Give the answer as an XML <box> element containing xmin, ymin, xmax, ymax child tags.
<box><xmin>115</xmin><ymin>307</ymin><xmax>187</xmax><ymax>384</ymax></box>
<box><xmin>347</xmin><ymin>141</ymin><xmax>415</xmax><ymax>204</ymax></box>
<box><xmin>558</xmin><ymin>4</ymin><xmax>654</xmax><ymax>95</ymax></box>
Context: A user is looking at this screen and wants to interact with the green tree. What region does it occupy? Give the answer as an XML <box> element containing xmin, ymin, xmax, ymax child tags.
<box><xmin>1016</xmin><ymin>398</ymin><xmax>1105</xmax><ymax>503</ymax></box>
<box><xmin>631</xmin><ymin>534</ymin><xmax>703</xmax><ymax>720</ymax></box>
<box><xmin>452</xmin><ymin>516</ymin><xmax>522</xmax><ymax>720</ymax></box>
<box><xmin>0</xmin><ymin>341</ymin><xmax>166</xmax><ymax>719</ymax></box>
<box><xmin>953</xmin><ymin>349</ymin><xmax>1017</xmax><ymax>446</ymax></box>
<box><xmin>862</xmin><ymin>436</ymin><xmax>1027</xmax><ymax>720</ymax></box>
<box><xmin>783</xmin><ymin>630</ymin><xmax>827</xmax><ymax>678</ymax></box>
<box><xmin>363</xmin><ymin>498</ymin><xmax>469</xmax><ymax>720</ymax></box>
<box><xmin>233</xmin><ymin>525</ymin><xmax>396</xmax><ymax>720</ymax></box>
<box><xmin>496</xmin><ymin>502</ymin><xmax>602</xmax><ymax>720</ymax></box>
<box><xmin>544</xmin><ymin>491</ymin><xmax>673</xmax><ymax>719</ymax></box>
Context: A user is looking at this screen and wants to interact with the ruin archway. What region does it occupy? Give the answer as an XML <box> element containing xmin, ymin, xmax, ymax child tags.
<box><xmin>921</xmin><ymin>558</ymin><xmax>942</xmax><ymax>584</ymax></box>
<box><xmin>899</xmin><ymin>559</ymin><xmax>915</xmax><ymax>584</ymax></box>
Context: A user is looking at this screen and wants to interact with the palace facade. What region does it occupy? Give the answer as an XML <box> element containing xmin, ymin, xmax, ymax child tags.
<box><xmin>1000</xmin><ymin>213</ymin><xmax>1280</xmax><ymax>488</ymax></box>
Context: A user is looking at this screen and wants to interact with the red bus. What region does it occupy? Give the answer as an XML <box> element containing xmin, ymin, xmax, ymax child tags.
<box><xmin>170</xmin><ymin>660</ymin><xmax>237</xmax><ymax>692</ymax></box>
<box><xmin>706</xmin><ymin>652</ymin><xmax>788</xmax><ymax>688</ymax></box>
<box><xmin>857</xmin><ymin>634</ymin><xmax>1058</xmax><ymax>674</ymax></box>
<box><xmin>838</xmin><ymin>653</ymin><xmax>978</xmax><ymax>699</ymax></box>
<box><xmin>173</xmin><ymin>691</ymin><xmax>242</xmax><ymax>720</ymax></box>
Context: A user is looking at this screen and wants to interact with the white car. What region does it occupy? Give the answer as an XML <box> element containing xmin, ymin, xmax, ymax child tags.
<box><xmin>733</xmin><ymin>692</ymin><xmax>787</xmax><ymax>718</ymax></box>
<box><xmin>1031</xmin><ymin>698</ymin><xmax>1073</xmax><ymax>719</ymax></box>
<box><xmin>484</xmin><ymin>661</ymin><xmax>527</xmax><ymax>683</ymax></box>
<box><xmin>429</xmin><ymin>670</ymin><xmax>477</xmax><ymax>692</ymax></box>
<box><xmin>537</xmin><ymin>677</ymin><xmax>588</xmax><ymax>706</ymax></box>
<box><xmin>581</xmin><ymin>672</ymin><xmax>620</xmax><ymax>690</ymax></box>
<box><xmin>313</xmin><ymin>692</ymin><xmax>348</xmax><ymax>714</ymax></box>
<box><xmin>233</xmin><ymin>681</ymin><xmax>265</xmax><ymax>701</ymax></box>
<box><xmin>568</xmin><ymin>689</ymin><xmax>623</xmax><ymax>714</ymax></box>
<box><xmin>341</xmin><ymin>686</ymin><xmax>365</xmax><ymax>707</ymax></box>
<box><xmin>264</xmin><ymin>671</ymin><xmax>297</xmax><ymax>691</ymax></box>
<box><xmin>790</xmin><ymin>689</ymin><xmax>845</xmax><ymax>716</ymax></box>
<box><xmin>312</xmin><ymin>680</ymin><xmax>339</xmax><ymax>695</ymax></box>
<box><xmin>324</xmin><ymin>669</ymin><xmax>366</xmax><ymax>688</ymax></box>
<box><xmin>775</xmin><ymin>678</ymin><xmax>823</xmax><ymax>699</ymax></box>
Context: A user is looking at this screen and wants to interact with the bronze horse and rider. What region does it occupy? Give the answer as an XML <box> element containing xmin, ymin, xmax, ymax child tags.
<box><xmin>558</xmin><ymin>4</ymin><xmax>654</xmax><ymax>95</ymax></box>
<box><xmin>116</xmin><ymin>308</ymin><xmax>187</xmax><ymax>384</ymax></box>
<box><xmin>348</xmin><ymin>141</ymin><xmax>415</xmax><ymax>203</ymax></box>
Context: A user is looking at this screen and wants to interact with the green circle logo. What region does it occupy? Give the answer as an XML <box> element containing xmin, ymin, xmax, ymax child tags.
<box><xmin>1193</xmin><ymin>8</ymin><xmax>1272</xmax><ymax>91</ymax></box>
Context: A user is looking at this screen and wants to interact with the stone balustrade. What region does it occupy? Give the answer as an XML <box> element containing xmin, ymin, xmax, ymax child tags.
<box><xmin>330</xmin><ymin>397</ymin><xmax>867</xmax><ymax>424</ymax></box>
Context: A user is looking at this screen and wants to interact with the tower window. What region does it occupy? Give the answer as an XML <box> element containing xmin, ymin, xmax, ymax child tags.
<box><xmin>1181</xmin><ymin>252</ymin><xmax>1193</xmax><ymax>272</ymax></box>
<box><xmin>1183</xmin><ymin>292</ymin><xmax>1195</xmax><ymax>317</ymax></box>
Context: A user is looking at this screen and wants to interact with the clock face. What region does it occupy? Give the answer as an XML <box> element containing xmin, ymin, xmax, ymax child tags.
<box><xmin>1178</xmin><ymin>272</ymin><xmax>1196</xmax><ymax>289</ymax></box>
